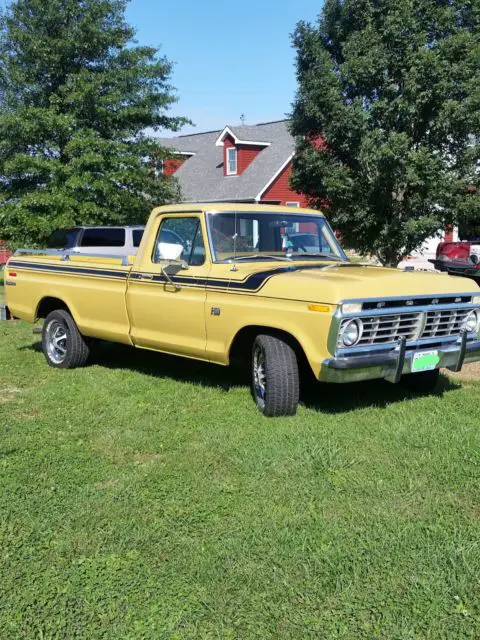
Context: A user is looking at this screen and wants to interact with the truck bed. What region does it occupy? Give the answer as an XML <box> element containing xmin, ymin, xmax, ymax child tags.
<box><xmin>5</xmin><ymin>253</ymin><xmax>134</xmax><ymax>343</ymax></box>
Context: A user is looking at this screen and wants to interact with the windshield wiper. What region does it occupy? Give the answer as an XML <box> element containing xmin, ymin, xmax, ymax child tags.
<box><xmin>225</xmin><ymin>254</ymin><xmax>293</xmax><ymax>263</ymax></box>
<box><xmin>290</xmin><ymin>253</ymin><xmax>344</xmax><ymax>261</ymax></box>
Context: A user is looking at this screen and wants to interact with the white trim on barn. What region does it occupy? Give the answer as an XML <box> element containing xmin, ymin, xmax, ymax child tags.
<box><xmin>164</xmin><ymin>150</ymin><xmax>196</xmax><ymax>156</ymax></box>
<box><xmin>215</xmin><ymin>126</ymin><xmax>271</xmax><ymax>148</ymax></box>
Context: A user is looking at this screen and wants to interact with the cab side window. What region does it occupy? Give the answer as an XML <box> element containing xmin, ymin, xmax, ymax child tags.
<box><xmin>153</xmin><ymin>217</ymin><xmax>205</xmax><ymax>266</ymax></box>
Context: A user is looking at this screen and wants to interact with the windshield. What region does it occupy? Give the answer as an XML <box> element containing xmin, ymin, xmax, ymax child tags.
<box><xmin>207</xmin><ymin>211</ymin><xmax>347</xmax><ymax>262</ymax></box>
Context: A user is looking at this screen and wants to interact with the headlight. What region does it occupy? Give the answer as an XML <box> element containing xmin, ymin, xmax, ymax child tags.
<box><xmin>464</xmin><ymin>310</ymin><xmax>480</xmax><ymax>333</ymax></box>
<box><xmin>341</xmin><ymin>319</ymin><xmax>362</xmax><ymax>346</ymax></box>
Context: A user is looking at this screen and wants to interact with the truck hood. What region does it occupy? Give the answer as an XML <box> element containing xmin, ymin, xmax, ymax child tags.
<box><xmin>260</xmin><ymin>264</ymin><xmax>480</xmax><ymax>304</ymax></box>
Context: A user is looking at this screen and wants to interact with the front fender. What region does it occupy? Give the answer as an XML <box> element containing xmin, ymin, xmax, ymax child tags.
<box><xmin>205</xmin><ymin>293</ymin><xmax>335</xmax><ymax>377</ymax></box>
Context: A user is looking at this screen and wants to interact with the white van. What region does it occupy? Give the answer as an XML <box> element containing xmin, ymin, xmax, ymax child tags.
<box><xmin>48</xmin><ymin>226</ymin><xmax>145</xmax><ymax>255</ymax></box>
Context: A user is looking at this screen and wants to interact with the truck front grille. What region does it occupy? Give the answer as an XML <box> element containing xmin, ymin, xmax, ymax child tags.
<box><xmin>337</xmin><ymin>308</ymin><xmax>471</xmax><ymax>348</ymax></box>
<box><xmin>344</xmin><ymin>312</ymin><xmax>422</xmax><ymax>347</ymax></box>
<box><xmin>423</xmin><ymin>309</ymin><xmax>471</xmax><ymax>338</ymax></box>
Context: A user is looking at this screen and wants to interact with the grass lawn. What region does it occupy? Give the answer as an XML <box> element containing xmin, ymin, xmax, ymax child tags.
<box><xmin>1</xmin><ymin>276</ymin><xmax>480</xmax><ymax>638</ymax></box>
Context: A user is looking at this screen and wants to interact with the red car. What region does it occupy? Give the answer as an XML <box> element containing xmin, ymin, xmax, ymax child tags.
<box><xmin>431</xmin><ymin>237</ymin><xmax>480</xmax><ymax>286</ymax></box>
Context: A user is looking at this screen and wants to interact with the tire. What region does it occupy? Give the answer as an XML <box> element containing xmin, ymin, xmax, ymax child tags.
<box><xmin>400</xmin><ymin>369</ymin><xmax>440</xmax><ymax>393</ymax></box>
<box><xmin>251</xmin><ymin>334</ymin><xmax>300</xmax><ymax>417</ymax></box>
<box><xmin>42</xmin><ymin>309</ymin><xmax>90</xmax><ymax>369</ymax></box>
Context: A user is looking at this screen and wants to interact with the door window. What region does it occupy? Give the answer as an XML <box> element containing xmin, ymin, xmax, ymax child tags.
<box><xmin>153</xmin><ymin>217</ymin><xmax>205</xmax><ymax>266</ymax></box>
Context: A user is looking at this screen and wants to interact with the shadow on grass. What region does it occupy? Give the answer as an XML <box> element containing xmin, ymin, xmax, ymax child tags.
<box><xmin>23</xmin><ymin>340</ymin><xmax>461</xmax><ymax>414</ymax></box>
<box><xmin>301</xmin><ymin>375</ymin><xmax>460</xmax><ymax>414</ymax></box>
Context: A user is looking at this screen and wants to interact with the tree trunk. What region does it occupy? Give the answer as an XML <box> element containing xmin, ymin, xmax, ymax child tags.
<box><xmin>379</xmin><ymin>249</ymin><xmax>401</xmax><ymax>268</ymax></box>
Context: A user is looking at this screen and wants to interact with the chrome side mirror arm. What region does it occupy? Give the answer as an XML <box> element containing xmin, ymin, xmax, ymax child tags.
<box><xmin>161</xmin><ymin>261</ymin><xmax>188</xmax><ymax>290</ymax></box>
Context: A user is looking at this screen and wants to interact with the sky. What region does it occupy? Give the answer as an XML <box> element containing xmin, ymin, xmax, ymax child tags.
<box><xmin>124</xmin><ymin>0</ymin><xmax>323</xmax><ymax>137</ymax></box>
<box><xmin>0</xmin><ymin>0</ymin><xmax>323</xmax><ymax>136</ymax></box>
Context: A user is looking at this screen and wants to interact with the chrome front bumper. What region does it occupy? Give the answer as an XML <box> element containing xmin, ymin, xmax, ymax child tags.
<box><xmin>320</xmin><ymin>334</ymin><xmax>480</xmax><ymax>384</ymax></box>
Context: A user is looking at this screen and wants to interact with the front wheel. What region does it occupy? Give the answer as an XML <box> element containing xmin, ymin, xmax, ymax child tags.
<box><xmin>251</xmin><ymin>334</ymin><xmax>300</xmax><ymax>416</ymax></box>
<box><xmin>42</xmin><ymin>309</ymin><xmax>90</xmax><ymax>369</ymax></box>
<box><xmin>400</xmin><ymin>369</ymin><xmax>440</xmax><ymax>393</ymax></box>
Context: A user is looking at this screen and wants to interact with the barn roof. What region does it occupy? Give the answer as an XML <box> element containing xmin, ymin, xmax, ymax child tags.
<box><xmin>156</xmin><ymin>120</ymin><xmax>295</xmax><ymax>202</ymax></box>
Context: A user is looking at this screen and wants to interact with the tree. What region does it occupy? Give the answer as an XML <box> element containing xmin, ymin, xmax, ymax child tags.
<box><xmin>0</xmin><ymin>0</ymin><xmax>187</xmax><ymax>247</ymax></box>
<box><xmin>290</xmin><ymin>0</ymin><xmax>480</xmax><ymax>266</ymax></box>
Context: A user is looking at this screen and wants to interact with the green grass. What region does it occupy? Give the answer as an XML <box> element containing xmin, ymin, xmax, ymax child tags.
<box><xmin>1</xmin><ymin>298</ymin><xmax>480</xmax><ymax>638</ymax></box>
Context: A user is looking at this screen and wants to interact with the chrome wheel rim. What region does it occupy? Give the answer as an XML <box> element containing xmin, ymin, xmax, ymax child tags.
<box><xmin>46</xmin><ymin>320</ymin><xmax>68</xmax><ymax>364</ymax></box>
<box><xmin>253</xmin><ymin>345</ymin><xmax>266</xmax><ymax>409</ymax></box>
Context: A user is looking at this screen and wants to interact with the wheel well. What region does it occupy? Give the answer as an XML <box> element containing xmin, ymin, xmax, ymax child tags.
<box><xmin>229</xmin><ymin>325</ymin><xmax>313</xmax><ymax>376</ymax></box>
<box><xmin>36</xmin><ymin>297</ymin><xmax>70</xmax><ymax>320</ymax></box>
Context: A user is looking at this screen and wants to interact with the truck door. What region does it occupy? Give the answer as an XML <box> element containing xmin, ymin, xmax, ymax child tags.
<box><xmin>126</xmin><ymin>214</ymin><xmax>210</xmax><ymax>358</ymax></box>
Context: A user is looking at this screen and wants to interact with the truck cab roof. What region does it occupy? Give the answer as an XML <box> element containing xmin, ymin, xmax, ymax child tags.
<box><xmin>150</xmin><ymin>202</ymin><xmax>326</xmax><ymax>216</ymax></box>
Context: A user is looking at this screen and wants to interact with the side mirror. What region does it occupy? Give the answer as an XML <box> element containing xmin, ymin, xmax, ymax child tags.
<box><xmin>163</xmin><ymin>262</ymin><xmax>188</xmax><ymax>276</ymax></box>
<box><xmin>161</xmin><ymin>260</ymin><xmax>188</xmax><ymax>289</ymax></box>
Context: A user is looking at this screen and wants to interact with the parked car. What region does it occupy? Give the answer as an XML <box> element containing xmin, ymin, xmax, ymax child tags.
<box><xmin>48</xmin><ymin>225</ymin><xmax>145</xmax><ymax>255</ymax></box>
<box><xmin>435</xmin><ymin>240</ymin><xmax>480</xmax><ymax>264</ymax></box>
<box><xmin>430</xmin><ymin>240</ymin><xmax>480</xmax><ymax>285</ymax></box>
<box><xmin>3</xmin><ymin>203</ymin><xmax>480</xmax><ymax>416</ymax></box>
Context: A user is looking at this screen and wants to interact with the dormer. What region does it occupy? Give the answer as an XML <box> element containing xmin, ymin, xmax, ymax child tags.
<box><xmin>215</xmin><ymin>126</ymin><xmax>271</xmax><ymax>176</ymax></box>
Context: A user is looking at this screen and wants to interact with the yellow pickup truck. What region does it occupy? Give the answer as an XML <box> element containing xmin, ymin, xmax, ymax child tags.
<box><xmin>3</xmin><ymin>203</ymin><xmax>480</xmax><ymax>416</ymax></box>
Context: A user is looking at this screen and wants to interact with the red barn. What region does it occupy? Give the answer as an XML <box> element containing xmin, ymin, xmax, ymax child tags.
<box><xmin>158</xmin><ymin>121</ymin><xmax>461</xmax><ymax>270</ymax></box>
<box><xmin>157</xmin><ymin>120</ymin><xmax>309</xmax><ymax>207</ymax></box>
<box><xmin>0</xmin><ymin>241</ymin><xmax>11</xmax><ymax>265</ymax></box>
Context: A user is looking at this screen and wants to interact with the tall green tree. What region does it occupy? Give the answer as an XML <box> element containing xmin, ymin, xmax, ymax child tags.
<box><xmin>0</xmin><ymin>0</ymin><xmax>187</xmax><ymax>247</ymax></box>
<box><xmin>290</xmin><ymin>0</ymin><xmax>480</xmax><ymax>266</ymax></box>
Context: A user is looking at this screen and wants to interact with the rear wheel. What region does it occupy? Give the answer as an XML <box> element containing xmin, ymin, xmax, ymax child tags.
<box><xmin>42</xmin><ymin>309</ymin><xmax>90</xmax><ymax>369</ymax></box>
<box><xmin>400</xmin><ymin>369</ymin><xmax>440</xmax><ymax>393</ymax></box>
<box><xmin>251</xmin><ymin>334</ymin><xmax>300</xmax><ymax>416</ymax></box>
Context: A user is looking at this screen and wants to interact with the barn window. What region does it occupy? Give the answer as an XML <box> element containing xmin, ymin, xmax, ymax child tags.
<box><xmin>226</xmin><ymin>147</ymin><xmax>237</xmax><ymax>175</ymax></box>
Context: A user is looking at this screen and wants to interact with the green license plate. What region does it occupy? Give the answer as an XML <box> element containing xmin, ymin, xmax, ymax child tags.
<box><xmin>412</xmin><ymin>350</ymin><xmax>440</xmax><ymax>373</ymax></box>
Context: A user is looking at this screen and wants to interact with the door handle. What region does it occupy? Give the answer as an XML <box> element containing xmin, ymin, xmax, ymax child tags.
<box><xmin>139</xmin><ymin>274</ymin><xmax>154</xmax><ymax>280</ymax></box>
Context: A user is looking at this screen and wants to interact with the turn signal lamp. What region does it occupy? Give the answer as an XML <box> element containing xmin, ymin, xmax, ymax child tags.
<box><xmin>308</xmin><ymin>304</ymin><xmax>330</xmax><ymax>313</ymax></box>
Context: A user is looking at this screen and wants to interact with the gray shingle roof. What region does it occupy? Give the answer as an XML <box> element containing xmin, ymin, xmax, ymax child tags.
<box><xmin>157</xmin><ymin>120</ymin><xmax>294</xmax><ymax>202</ymax></box>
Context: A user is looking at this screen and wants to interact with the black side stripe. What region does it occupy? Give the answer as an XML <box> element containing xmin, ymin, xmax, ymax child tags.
<box><xmin>129</xmin><ymin>265</ymin><xmax>300</xmax><ymax>292</ymax></box>
<box><xmin>8</xmin><ymin>260</ymin><xmax>128</xmax><ymax>280</ymax></box>
<box><xmin>9</xmin><ymin>261</ymin><xmax>326</xmax><ymax>293</ymax></box>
